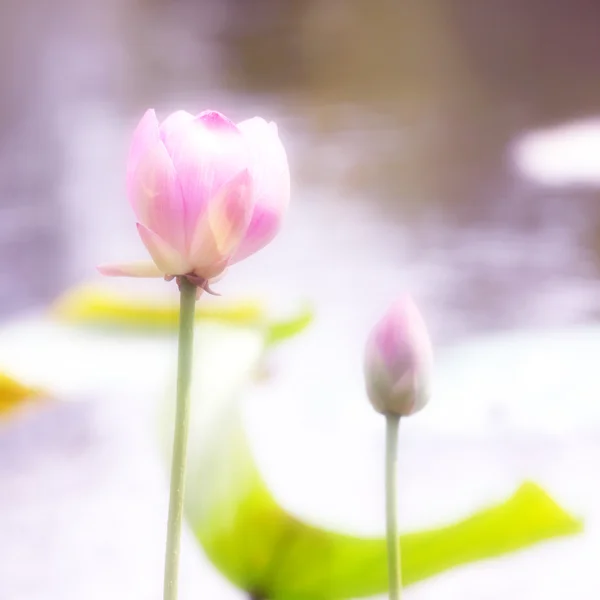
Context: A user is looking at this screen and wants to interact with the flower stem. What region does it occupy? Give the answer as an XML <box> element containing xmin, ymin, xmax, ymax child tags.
<box><xmin>385</xmin><ymin>414</ymin><xmax>402</xmax><ymax>600</ymax></box>
<box><xmin>163</xmin><ymin>278</ymin><xmax>197</xmax><ymax>600</ymax></box>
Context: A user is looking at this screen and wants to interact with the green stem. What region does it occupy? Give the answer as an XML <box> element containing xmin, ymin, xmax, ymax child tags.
<box><xmin>163</xmin><ymin>279</ymin><xmax>197</xmax><ymax>600</ymax></box>
<box><xmin>385</xmin><ymin>414</ymin><xmax>401</xmax><ymax>600</ymax></box>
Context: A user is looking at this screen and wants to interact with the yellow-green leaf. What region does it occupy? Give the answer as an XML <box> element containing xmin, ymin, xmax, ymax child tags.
<box><xmin>52</xmin><ymin>285</ymin><xmax>265</xmax><ymax>331</ymax></box>
<box><xmin>266</xmin><ymin>304</ymin><xmax>313</xmax><ymax>346</ymax></box>
<box><xmin>160</xmin><ymin>325</ymin><xmax>582</xmax><ymax>599</ymax></box>
<box><xmin>0</xmin><ymin>372</ymin><xmax>45</xmax><ymax>418</ymax></box>
<box><xmin>52</xmin><ymin>285</ymin><xmax>313</xmax><ymax>346</ymax></box>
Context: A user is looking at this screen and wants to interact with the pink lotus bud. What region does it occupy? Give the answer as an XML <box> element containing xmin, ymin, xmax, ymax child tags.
<box><xmin>364</xmin><ymin>296</ymin><xmax>433</xmax><ymax>416</ymax></box>
<box><xmin>98</xmin><ymin>109</ymin><xmax>290</xmax><ymax>286</ymax></box>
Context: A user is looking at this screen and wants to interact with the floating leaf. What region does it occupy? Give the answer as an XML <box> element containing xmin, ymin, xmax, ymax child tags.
<box><xmin>160</xmin><ymin>325</ymin><xmax>582</xmax><ymax>599</ymax></box>
<box><xmin>52</xmin><ymin>285</ymin><xmax>313</xmax><ymax>346</ymax></box>
<box><xmin>266</xmin><ymin>304</ymin><xmax>313</xmax><ymax>347</ymax></box>
<box><xmin>52</xmin><ymin>285</ymin><xmax>265</xmax><ymax>331</ymax></box>
<box><xmin>256</xmin><ymin>482</ymin><xmax>581</xmax><ymax>600</ymax></box>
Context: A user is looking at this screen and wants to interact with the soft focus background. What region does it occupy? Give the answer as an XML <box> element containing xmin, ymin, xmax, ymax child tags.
<box><xmin>2</xmin><ymin>0</ymin><xmax>600</xmax><ymax>598</ymax></box>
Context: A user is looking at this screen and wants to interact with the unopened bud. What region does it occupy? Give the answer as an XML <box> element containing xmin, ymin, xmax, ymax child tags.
<box><xmin>363</xmin><ymin>296</ymin><xmax>432</xmax><ymax>416</ymax></box>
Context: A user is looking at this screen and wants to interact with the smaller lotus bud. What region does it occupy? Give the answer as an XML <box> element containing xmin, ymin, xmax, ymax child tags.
<box><xmin>363</xmin><ymin>296</ymin><xmax>432</xmax><ymax>416</ymax></box>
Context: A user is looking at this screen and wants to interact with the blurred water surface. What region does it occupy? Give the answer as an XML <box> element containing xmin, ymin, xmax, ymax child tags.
<box><xmin>3</xmin><ymin>0</ymin><xmax>600</xmax><ymax>336</ymax></box>
<box><xmin>2</xmin><ymin>1</ymin><xmax>600</xmax><ymax>599</ymax></box>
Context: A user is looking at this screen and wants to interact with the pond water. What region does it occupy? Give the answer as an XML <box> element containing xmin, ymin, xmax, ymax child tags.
<box><xmin>2</xmin><ymin>1</ymin><xmax>600</xmax><ymax>599</ymax></box>
<box><xmin>3</xmin><ymin>0</ymin><xmax>600</xmax><ymax>336</ymax></box>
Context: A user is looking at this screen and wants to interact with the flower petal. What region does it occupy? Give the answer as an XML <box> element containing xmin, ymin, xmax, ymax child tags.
<box><xmin>127</xmin><ymin>139</ymin><xmax>186</xmax><ymax>253</ymax></box>
<box><xmin>364</xmin><ymin>296</ymin><xmax>433</xmax><ymax>417</ymax></box>
<box><xmin>188</xmin><ymin>169</ymin><xmax>254</xmax><ymax>279</ymax></box>
<box><xmin>233</xmin><ymin>118</ymin><xmax>290</xmax><ymax>262</ymax></box>
<box><xmin>159</xmin><ymin>110</ymin><xmax>195</xmax><ymax>146</ymax></box>
<box><xmin>231</xmin><ymin>203</ymin><xmax>283</xmax><ymax>264</ymax></box>
<box><xmin>196</xmin><ymin>110</ymin><xmax>239</xmax><ymax>133</ymax></box>
<box><xmin>127</xmin><ymin>109</ymin><xmax>160</xmax><ymax>200</ymax></box>
<box><xmin>136</xmin><ymin>223</ymin><xmax>191</xmax><ymax>275</ymax></box>
<box><xmin>161</xmin><ymin>111</ymin><xmax>252</xmax><ymax>245</ymax></box>
<box><xmin>97</xmin><ymin>261</ymin><xmax>163</xmax><ymax>278</ymax></box>
<box><xmin>375</xmin><ymin>297</ymin><xmax>432</xmax><ymax>374</ymax></box>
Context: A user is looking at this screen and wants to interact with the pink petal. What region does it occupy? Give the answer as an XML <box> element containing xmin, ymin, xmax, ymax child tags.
<box><xmin>136</xmin><ymin>223</ymin><xmax>192</xmax><ymax>275</ymax></box>
<box><xmin>363</xmin><ymin>296</ymin><xmax>433</xmax><ymax>416</ymax></box>
<box><xmin>371</xmin><ymin>296</ymin><xmax>432</xmax><ymax>376</ymax></box>
<box><xmin>158</xmin><ymin>110</ymin><xmax>195</xmax><ymax>146</ymax></box>
<box><xmin>232</xmin><ymin>118</ymin><xmax>290</xmax><ymax>262</ymax></box>
<box><xmin>97</xmin><ymin>261</ymin><xmax>163</xmax><ymax>278</ymax></box>
<box><xmin>160</xmin><ymin>111</ymin><xmax>252</xmax><ymax>246</ymax></box>
<box><xmin>196</xmin><ymin>110</ymin><xmax>239</xmax><ymax>133</ymax></box>
<box><xmin>127</xmin><ymin>109</ymin><xmax>160</xmax><ymax>200</ymax></box>
<box><xmin>231</xmin><ymin>202</ymin><xmax>283</xmax><ymax>264</ymax></box>
<box><xmin>127</xmin><ymin>139</ymin><xmax>186</xmax><ymax>253</ymax></box>
<box><xmin>188</xmin><ymin>169</ymin><xmax>254</xmax><ymax>279</ymax></box>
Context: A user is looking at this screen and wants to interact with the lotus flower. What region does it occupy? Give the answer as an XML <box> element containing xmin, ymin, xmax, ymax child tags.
<box><xmin>364</xmin><ymin>296</ymin><xmax>433</xmax><ymax>416</ymax></box>
<box><xmin>98</xmin><ymin>109</ymin><xmax>290</xmax><ymax>290</ymax></box>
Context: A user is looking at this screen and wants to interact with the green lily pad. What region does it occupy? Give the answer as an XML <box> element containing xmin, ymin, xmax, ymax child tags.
<box><xmin>160</xmin><ymin>323</ymin><xmax>582</xmax><ymax>599</ymax></box>
<box><xmin>52</xmin><ymin>285</ymin><xmax>266</xmax><ymax>331</ymax></box>
<box><xmin>265</xmin><ymin>304</ymin><xmax>314</xmax><ymax>347</ymax></box>
<box><xmin>52</xmin><ymin>285</ymin><xmax>313</xmax><ymax>345</ymax></box>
